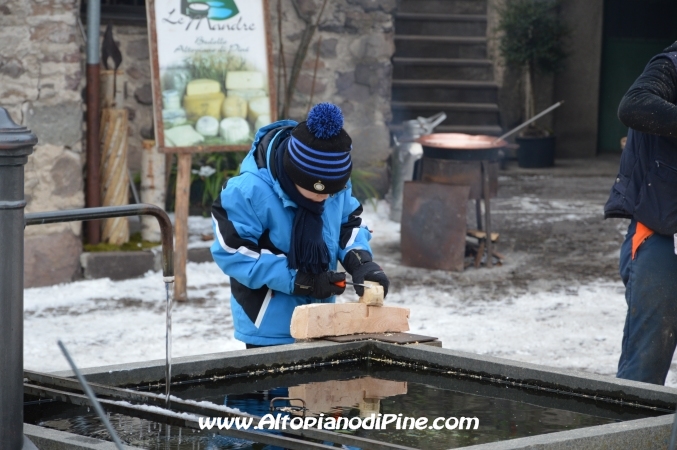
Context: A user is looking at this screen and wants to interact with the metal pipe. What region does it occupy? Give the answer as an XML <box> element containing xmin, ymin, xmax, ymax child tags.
<box><xmin>482</xmin><ymin>161</ymin><xmax>493</xmax><ymax>269</ymax></box>
<box><xmin>86</xmin><ymin>0</ymin><xmax>100</xmax><ymax>64</ymax></box>
<box><xmin>492</xmin><ymin>101</ymin><xmax>564</xmax><ymax>144</ymax></box>
<box><xmin>0</xmin><ymin>108</ymin><xmax>37</xmax><ymax>449</ymax></box>
<box><xmin>85</xmin><ymin>0</ymin><xmax>101</xmax><ymax>244</ymax></box>
<box><xmin>25</xmin><ymin>204</ymin><xmax>174</xmax><ymax>279</ymax></box>
<box><xmin>24</xmin><ymin>384</ymin><xmax>340</xmax><ymax>450</ymax></box>
<box><xmin>26</xmin><ymin>203</ymin><xmax>175</xmax><ymax>404</ymax></box>
<box><xmin>57</xmin><ymin>340</ymin><xmax>125</xmax><ymax>450</ymax></box>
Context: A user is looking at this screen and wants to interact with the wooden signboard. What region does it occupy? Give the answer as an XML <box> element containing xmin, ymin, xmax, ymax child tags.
<box><xmin>146</xmin><ymin>0</ymin><xmax>277</xmax><ymax>299</ymax></box>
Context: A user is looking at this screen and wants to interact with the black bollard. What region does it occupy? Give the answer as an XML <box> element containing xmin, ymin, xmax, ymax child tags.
<box><xmin>0</xmin><ymin>107</ymin><xmax>37</xmax><ymax>448</ymax></box>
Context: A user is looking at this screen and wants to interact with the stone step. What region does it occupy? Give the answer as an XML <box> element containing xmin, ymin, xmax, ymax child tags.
<box><xmin>391</xmin><ymin>101</ymin><xmax>500</xmax><ymax>127</ymax></box>
<box><xmin>394</xmin><ymin>35</ymin><xmax>487</xmax><ymax>59</ymax></box>
<box><xmin>81</xmin><ymin>247</ymin><xmax>213</xmax><ymax>281</ymax></box>
<box><xmin>395</xmin><ymin>13</ymin><xmax>487</xmax><ymax>37</ymax></box>
<box><xmin>392</xmin><ymin>79</ymin><xmax>498</xmax><ymax>103</ymax></box>
<box><xmin>392</xmin><ymin>57</ymin><xmax>494</xmax><ymax>81</ymax></box>
<box><xmin>398</xmin><ymin>0</ymin><xmax>487</xmax><ymax>14</ymax></box>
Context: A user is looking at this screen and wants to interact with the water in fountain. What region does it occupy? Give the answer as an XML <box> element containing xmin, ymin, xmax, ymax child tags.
<box><xmin>27</xmin><ymin>360</ymin><xmax>664</xmax><ymax>450</ymax></box>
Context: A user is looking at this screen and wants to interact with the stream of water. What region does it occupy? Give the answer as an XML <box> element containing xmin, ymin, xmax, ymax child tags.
<box><xmin>165</xmin><ymin>280</ymin><xmax>174</xmax><ymax>406</ymax></box>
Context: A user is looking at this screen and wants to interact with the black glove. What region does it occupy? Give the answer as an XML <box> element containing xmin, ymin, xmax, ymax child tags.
<box><xmin>293</xmin><ymin>271</ymin><xmax>346</xmax><ymax>299</ymax></box>
<box><xmin>342</xmin><ymin>249</ymin><xmax>390</xmax><ymax>297</ymax></box>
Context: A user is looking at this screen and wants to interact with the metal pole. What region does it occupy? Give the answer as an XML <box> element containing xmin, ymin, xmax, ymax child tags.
<box><xmin>0</xmin><ymin>107</ymin><xmax>37</xmax><ymax>449</ymax></box>
<box><xmin>25</xmin><ymin>204</ymin><xmax>174</xmax><ymax>279</ymax></box>
<box><xmin>86</xmin><ymin>0</ymin><xmax>102</xmax><ymax>244</ymax></box>
<box><xmin>492</xmin><ymin>101</ymin><xmax>564</xmax><ymax>144</ymax></box>
<box><xmin>482</xmin><ymin>161</ymin><xmax>493</xmax><ymax>269</ymax></box>
<box><xmin>57</xmin><ymin>341</ymin><xmax>125</xmax><ymax>450</ymax></box>
<box><xmin>26</xmin><ymin>204</ymin><xmax>175</xmax><ymax>405</ymax></box>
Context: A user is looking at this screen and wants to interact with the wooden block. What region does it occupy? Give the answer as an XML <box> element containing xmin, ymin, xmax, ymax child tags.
<box><xmin>358</xmin><ymin>281</ymin><xmax>384</xmax><ymax>306</ymax></box>
<box><xmin>467</xmin><ymin>229</ymin><xmax>499</xmax><ymax>242</ymax></box>
<box><xmin>290</xmin><ymin>303</ymin><xmax>409</xmax><ymax>339</ymax></box>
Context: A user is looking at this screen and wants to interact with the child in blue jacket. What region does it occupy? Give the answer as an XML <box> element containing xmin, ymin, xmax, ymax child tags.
<box><xmin>210</xmin><ymin>103</ymin><xmax>390</xmax><ymax>348</ymax></box>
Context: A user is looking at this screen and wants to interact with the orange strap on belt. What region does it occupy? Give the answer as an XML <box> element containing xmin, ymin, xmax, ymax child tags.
<box><xmin>632</xmin><ymin>222</ymin><xmax>654</xmax><ymax>260</ymax></box>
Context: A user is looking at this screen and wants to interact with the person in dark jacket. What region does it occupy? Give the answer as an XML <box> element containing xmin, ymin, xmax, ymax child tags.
<box><xmin>604</xmin><ymin>41</ymin><xmax>677</xmax><ymax>385</ymax></box>
<box><xmin>211</xmin><ymin>103</ymin><xmax>390</xmax><ymax>348</ymax></box>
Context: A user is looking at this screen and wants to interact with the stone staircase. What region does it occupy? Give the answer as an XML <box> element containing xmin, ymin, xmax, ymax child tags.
<box><xmin>391</xmin><ymin>0</ymin><xmax>502</xmax><ymax>136</ymax></box>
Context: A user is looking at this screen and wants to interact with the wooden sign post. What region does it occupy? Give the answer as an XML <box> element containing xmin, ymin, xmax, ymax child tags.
<box><xmin>146</xmin><ymin>0</ymin><xmax>276</xmax><ymax>300</ymax></box>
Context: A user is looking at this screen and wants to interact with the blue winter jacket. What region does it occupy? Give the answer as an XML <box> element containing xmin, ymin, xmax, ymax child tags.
<box><xmin>210</xmin><ymin>120</ymin><xmax>373</xmax><ymax>346</ymax></box>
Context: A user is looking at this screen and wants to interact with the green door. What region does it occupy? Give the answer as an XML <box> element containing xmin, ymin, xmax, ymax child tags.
<box><xmin>597</xmin><ymin>0</ymin><xmax>677</xmax><ymax>153</ymax></box>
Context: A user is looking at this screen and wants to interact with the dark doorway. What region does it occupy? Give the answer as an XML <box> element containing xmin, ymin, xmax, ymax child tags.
<box><xmin>597</xmin><ymin>0</ymin><xmax>677</xmax><ymax>153</ymax></box>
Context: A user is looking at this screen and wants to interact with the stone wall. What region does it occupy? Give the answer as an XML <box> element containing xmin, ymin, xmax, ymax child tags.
<box><xmin>0</xmin><ymin>0</ymin><xmax>85</xmax><ymax>287</ymax></box>
<box><xmin>113</xmin><ymin>0</ymin><xmax>396</xmax><ymax>189</ymax></box>
<box><xmin>0</xmin><ymin>0</ymin><xmax>396</xmax><ymax>287</ymax></box>
<box><xmin>271</xmin><ymin>0</ymin><xmax>396</xmax><ymax>179</ymax></box>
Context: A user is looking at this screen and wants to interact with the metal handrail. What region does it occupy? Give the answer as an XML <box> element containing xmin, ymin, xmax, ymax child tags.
<box><xmin>25</xmin><ymin>203</ymin><xmax>174</xmax><ymax>279</ymax></box>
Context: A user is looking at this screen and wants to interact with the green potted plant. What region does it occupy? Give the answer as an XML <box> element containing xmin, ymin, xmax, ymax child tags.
<box><xmin>496</xmin><ymin>0</ymin><xmax>569</xmax><ymax>167</ymax></box>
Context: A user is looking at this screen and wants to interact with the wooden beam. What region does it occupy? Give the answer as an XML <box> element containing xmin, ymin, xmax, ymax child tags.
<box><xmin>174</xmin><ymin>153</ymin><xmax>191</xmax><ymax>301</ymax></box>
<box><xmin>290</xmin><ymin>303</ymin><xmax>409</xmax><ymax>339</ymax></box>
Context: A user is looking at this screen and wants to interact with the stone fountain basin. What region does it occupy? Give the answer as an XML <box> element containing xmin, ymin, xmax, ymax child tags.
<box><xmin>26</xmin><ymin>340</ymin><xmax>677</xmax><ymax>449</ymax></box>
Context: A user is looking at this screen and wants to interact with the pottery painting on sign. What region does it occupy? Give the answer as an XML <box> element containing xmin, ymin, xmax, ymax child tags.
<box><xmin>147</xmin><ymin>0</ymin><xmax>276</xmax><ymax>153</ymax></box>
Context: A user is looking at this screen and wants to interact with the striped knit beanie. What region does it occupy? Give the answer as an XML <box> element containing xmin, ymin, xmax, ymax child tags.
<box><xmin>284</xmin><ymin>103</ymin><xmax>353</xmax><ymax>195</ymax></box>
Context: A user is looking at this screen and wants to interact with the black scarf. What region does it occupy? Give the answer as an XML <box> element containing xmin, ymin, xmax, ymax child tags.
<box><xmin>274</xmin><ymin>137</ymin><xmax>330</xmax><ymax>274</ymax></box>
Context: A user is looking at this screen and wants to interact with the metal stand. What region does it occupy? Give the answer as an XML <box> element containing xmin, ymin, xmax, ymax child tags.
<box><xmin>0</xmin><ymin>108</ymin><xmax>37</xmax><ymax>449</ymax></box>
<box><xmin>0</xmin><ymin>106</ymin><xmax>177</xmax><ymax>449</ymax></box>
<box><xmin>481</xmin><ymin>161</ymin><xmax>493</xmax><ymax>269</ymax></box>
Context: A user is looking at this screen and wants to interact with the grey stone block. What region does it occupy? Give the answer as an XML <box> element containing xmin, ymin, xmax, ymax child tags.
<box><xmin>188</xmin><ymin>246</ymin><xmax>213</xmax><ymax>263</ymax></box>
<box><xmin>25</xmin><ymin>102</ymin><xmax>82</xmax><ymax>147</ymax></box>
<box><xmin>134</xmin><ymin>83</ymin><xmax>153</xmax><ymax>105</ymax></box>
<box><xmin>463</xmin><ymin>415</ymin><xmax>673</xmax><ymax>450</ymax></box>
<box><xmin>51</xmin><ymin>154</ymin><xmax>83</xmax><ymax>197</ymax></box>
<box><xmin>81</xmin><ymin>251</ymin><xmax>155</xmax><ymax>281</ymax></box>
<box><xmin>24</xmin><ymin>423</ymin><xmax>143</xmax><ymax>450</ymax></box>
<box><xmin>24</xmin><ymin>231</ymin><xmax>81</xmax><ymax>288</ymax></box>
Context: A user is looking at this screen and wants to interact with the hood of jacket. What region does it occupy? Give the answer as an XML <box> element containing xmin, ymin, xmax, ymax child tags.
<box><xmin>239</xmin><ymin>119</ymin><xmax>299</xmax><ymax>209</ymax></box>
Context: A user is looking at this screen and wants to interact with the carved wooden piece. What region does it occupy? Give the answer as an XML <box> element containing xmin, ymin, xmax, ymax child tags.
<box><xmin>99</xmin><ymin>108</ymin><xmax>129</xmax><ymax>245</ymax></box>
<box><xmin>290</xmin><ymin>303</ymin><xmax>409</xmax><ymax>339</ymax></box>
<box><xmin>358</xmin><ymin>280</ymin><xmax>384</xmax><ymax>306</ymax></box>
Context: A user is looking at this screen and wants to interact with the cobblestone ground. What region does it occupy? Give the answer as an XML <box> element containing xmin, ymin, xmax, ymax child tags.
<box><xmin>376</xmin><ymin>155</ymin><xmax>626</xmax><ymax>302</ymax></box>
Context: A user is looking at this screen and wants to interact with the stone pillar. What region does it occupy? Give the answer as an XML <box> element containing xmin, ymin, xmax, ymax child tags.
<box><xmin>0</xmin><ymin>108</ymin><xmax>37</xmax><ymax>449</ymax></box>
<box><xmin>553</xmin><ymin>0</ymin><xmax>604</xmax><ymax>158</ymax></box>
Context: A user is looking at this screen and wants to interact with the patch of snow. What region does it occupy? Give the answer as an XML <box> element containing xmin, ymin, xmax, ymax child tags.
<box><xmin>24</xmin><ymin>199</ymin><xmax>677</xmax><ymax>389</ymax></box>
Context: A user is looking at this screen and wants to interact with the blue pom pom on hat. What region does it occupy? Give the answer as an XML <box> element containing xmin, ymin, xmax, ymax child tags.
<box><xmin>284</xmin><ymin>102</ymin><xmax>353</xmax><ymax>194</ymax></box>
<box><xmin>306</xmin><ymin>102</ymin><xmax>344</xmax><ymax>139</ymax></box>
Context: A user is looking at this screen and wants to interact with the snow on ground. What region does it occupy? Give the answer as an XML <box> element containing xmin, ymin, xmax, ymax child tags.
<box><xmin>24</xmin><ymin>195</ymin><xmax>677</xmax><ymax>388</ymax></box>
